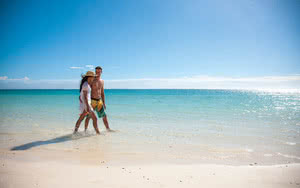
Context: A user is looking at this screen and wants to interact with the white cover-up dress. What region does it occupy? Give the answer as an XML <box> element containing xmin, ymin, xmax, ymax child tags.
<box><xmin>79</xmin><ymin>82</ymin><xmax>92</xmax><ymax>114</ymax></box>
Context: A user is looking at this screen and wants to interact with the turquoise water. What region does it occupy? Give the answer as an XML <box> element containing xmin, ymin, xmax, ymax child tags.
<box><xmin>0</xmin><ymin>89</ymin><xmax>299</xmax><ymax>164</ymax></box>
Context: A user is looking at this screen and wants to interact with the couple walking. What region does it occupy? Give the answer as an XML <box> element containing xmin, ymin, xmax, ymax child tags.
<box><xmin>74</xmin><ymin>66</ymin><xmax>112</xmax><ymax>134</ymax></box>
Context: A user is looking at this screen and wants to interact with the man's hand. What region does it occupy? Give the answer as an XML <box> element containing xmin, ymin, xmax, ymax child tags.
<box><xmin>103</xmin><ymin>103</ymin><xmax>106</xmax><ymax>109</ymax></box>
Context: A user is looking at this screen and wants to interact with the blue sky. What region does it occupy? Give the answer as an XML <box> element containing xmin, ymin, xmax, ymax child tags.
<box><xmin>0</xmin><ymin>0</ymin><xmax>299</xmax><ymax>89</ymax></box>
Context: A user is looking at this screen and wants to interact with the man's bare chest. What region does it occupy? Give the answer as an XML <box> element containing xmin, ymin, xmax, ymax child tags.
<box><xmin>92</xmin><ymin>80</ymin><xmax>102</xmax><ymax>91</ymax></box>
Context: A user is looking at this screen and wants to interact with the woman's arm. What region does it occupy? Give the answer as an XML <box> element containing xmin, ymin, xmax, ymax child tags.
<box><xmin>83</xmin><ymin>90</ymin><xmax>90</xmax><ymax>112</ymax></box>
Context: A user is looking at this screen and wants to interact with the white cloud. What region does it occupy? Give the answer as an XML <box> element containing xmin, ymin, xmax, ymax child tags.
<box><xmin>0</xmin><ymin>78</ymin><xmax>79</xmax><ymax>89</ymax></box>
<box><xmin>70</xmin><ymin>67</ymin><xmax>84</xmax><ymax>69</ymax></box>
<box><xmin>70</xmin><ymin>65</ymin><xmax>95</xmax><ymax>70</ymax></box>
<box><xmin>0</xmin><ymin>75</ymin><xmax>299</xmax><ymax>89</ymax></box>
<box><xmin>105</xmin><ymin>75</ymin><xmax>300</xmax><ymax>89</ymax></box>
<box><xmin>0</xmin><ymin>76</ymin><xmax>30</xmax><ymax>81</ymax></box>
<box><xmin>107</xmin><ymin>75</ymin><xmax>300</xmax><ymax>82</ymax></box>
<box><xmin>85</xmin><ymin>65</ymin><xmax>94</xmax><ymax>70</ymax></box>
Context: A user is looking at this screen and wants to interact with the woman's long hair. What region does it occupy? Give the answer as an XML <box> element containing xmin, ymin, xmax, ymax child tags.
<box><xmin>79</xmin><ymin>76</ymin><xmax>89</xmax><ymax>93</ymax></box>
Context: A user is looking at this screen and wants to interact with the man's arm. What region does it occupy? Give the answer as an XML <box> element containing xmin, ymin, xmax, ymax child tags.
<box><xmin>101</xmin><ymin>80</ymin><xmax>106</xmax><ymax>109</ymax></box>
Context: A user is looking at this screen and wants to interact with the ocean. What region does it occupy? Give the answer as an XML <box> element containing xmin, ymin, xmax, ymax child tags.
<box><xmin>0</xmin><ymin>89</ymin><xmax>299</xmax><ymax>165</ymax></box>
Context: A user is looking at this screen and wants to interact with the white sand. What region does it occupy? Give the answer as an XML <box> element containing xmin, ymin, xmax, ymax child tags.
<box><xmin>1</xmin><ymin>148</ymin><xmax>300</xmax><ymax>188</ymax></box>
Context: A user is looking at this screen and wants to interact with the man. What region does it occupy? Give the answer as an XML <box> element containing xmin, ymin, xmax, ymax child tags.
<box><xmin>84</xmin><ymin>66</ymin><xmax>112</xmax><ymax>132</ymax></box>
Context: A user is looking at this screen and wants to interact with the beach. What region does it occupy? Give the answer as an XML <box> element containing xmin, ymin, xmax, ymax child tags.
<box><xmin>1</xmin><ymin>148</ymin><xmax>300</xmax><ymax>188</ymax></box>
<box><xmin>0</xmin><ymin>89</ymin><xmax>300</xmax><ymax>187</ymax></box>
<box><xmin>2</xmin><ymin>0</ymin><xmax>300</xmax><ymax>186</ymax></box>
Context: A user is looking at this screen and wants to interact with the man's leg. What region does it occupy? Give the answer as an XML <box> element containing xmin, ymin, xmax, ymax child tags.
<box><xmin>90</xmin><ymin>112</ymin><xmax>100</xmax><ymax>134</ymax></box>
<box><xmin>102</xmin><ymin>115</ymin><xmax>111</xmax><ymax>130</ymax></box>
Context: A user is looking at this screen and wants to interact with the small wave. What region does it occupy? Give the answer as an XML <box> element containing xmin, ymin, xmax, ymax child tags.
<box><xmin>251</xmin><ymin>88</ymin><xmax>300</xmax><ymax>94</ymax></box>
<box><xmin>245</xmin><ymin>148</ymin><xmax>254</xmax><ymax>152</ymax></box>
<box><xmin>285</xmin><ymin>142</ymin><xmax>296</xmax><ymax>146</ymax></box>
<box><xmin>33</xmin><ymin>123</ymin><xmax>39</xmax><ymax>127</ymax></box>
<box><xmin>264</xmin><ymin>154</ymin><xmax>273</xmax><ymax>157</ymax></box>
<box><xmin>277</xmin><ymin>153</ymin><xmax>300</xmax><ymax>160</ymax></box>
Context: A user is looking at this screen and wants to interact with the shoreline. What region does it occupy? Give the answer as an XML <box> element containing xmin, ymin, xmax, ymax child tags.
<box><xmin>1</xmin><ymin>147</ymin><xmax>300</xmax><ymax>167</ymax></box>
<box><xmin>1</xmin><ymin>130</ymin><xmax>299</xmax><ymax>167</ymax></box>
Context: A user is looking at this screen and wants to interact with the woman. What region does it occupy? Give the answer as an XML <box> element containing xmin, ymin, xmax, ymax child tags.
<box><xmin>74</xmin><ymin>71</ymin><xmax>100</xmax><ymax>134</ymax></box>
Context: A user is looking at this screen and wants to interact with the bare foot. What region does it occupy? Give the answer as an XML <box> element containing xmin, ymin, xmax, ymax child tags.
<box><xmin>106</xmin><ymin>129</ymin><xmax>115</xmax><ymax>132</ymax></box>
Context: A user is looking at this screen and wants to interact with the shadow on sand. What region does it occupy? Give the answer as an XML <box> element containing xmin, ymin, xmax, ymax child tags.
<box><xmin>11</xmin><ymin>132</ymin><xmax>95</xmax><ymax>151</ymax></box>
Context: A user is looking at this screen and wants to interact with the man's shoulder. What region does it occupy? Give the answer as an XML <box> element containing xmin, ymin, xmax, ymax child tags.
<box><xmin>95</xmin><ymin>79</ymin><xmax>104</xmax><ymax>88</ymax></box>
<box><xmin>92</xmin><ymin>78</ymin><xmax>102</xmax><ymax>84</ymax></box>
<box><xmin>98</xmin><ymin>79</ymin><xmax>104</xmax><ymax>85</ymax></box>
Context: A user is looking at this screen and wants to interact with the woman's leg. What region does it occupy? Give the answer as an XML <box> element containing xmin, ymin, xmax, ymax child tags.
<box><xmin>74</xmin><ymin>111</ymin><xmax>88</xmax><ymax>133</ymax></box>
